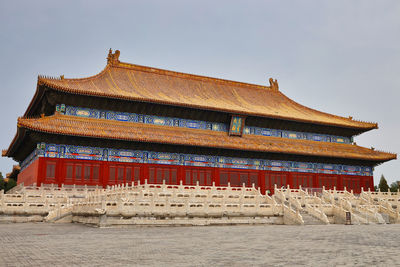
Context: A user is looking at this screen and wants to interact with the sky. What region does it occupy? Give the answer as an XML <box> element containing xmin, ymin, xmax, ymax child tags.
<box><xmin>0</xmin><ymin>0</ymin><xmax>398</xmax><ymax>185</ymax></box>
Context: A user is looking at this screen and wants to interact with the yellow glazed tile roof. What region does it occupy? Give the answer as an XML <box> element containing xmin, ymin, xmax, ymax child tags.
<box><xmin>36</xmin><ymin>50</ymin><xmax>377</xmax><ymax>130</ymax></box>
<box><xmin>10</xmin><ymin>114</ymin><xmax>396</xmax><ymax>162</ymax></box>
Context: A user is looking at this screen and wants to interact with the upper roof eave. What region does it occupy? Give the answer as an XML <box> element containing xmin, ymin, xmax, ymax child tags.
<box><xmin>27</xmin><ymin>49</ymin><xmax>378</xmax><ymax>132</ymax></box>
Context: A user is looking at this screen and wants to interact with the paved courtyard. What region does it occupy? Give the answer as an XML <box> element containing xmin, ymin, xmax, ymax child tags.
<box><xmin>0</xmin><ymin>223</ymin><xmax>399</xmax><ymax>266</ymax></box>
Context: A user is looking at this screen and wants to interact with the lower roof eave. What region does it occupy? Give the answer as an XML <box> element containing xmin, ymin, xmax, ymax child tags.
<box><xmin>6</xmin><ymin>128</ymin><xmax>396</xmax><ymax>167</ymax></box>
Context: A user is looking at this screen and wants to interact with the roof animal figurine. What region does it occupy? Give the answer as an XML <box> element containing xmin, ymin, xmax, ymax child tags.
<box><xmin>107</xmin><ymin>49</ymin><xmax>120</xmax><ymax>65</ymax></box>
<box><xmin>269</xmin><ymin>78</ymin><xmax>279</xmax><ymax>91</ymax></box>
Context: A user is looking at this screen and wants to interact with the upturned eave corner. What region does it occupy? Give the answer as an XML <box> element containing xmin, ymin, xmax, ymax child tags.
<box><xmin>2</xmin><ymin>149</ymin><xmax>8</xmax><ymax>157</ymax></box>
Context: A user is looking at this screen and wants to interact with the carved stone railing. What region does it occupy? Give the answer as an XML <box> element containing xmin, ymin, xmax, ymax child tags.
<box><xmin>72</xmin><ymin>198</ymin><xmax>282</xmax><ymax>219</ymax></box>
<box><xmin>3</xmin><ymin>183</ymin><xmax>400</xmax><ymax>225</ymax></box>
<box><xmin>67</xmin><ymin>182</ymin><xmax>293</xmax><ymax>226</ymax></box>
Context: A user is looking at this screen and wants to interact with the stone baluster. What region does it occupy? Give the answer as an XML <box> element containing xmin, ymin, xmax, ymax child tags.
<box><xmin>222</xmin><ymin>189</ymin><xmax>226</xmax><ymax>214</ymax></box>
<box><xmin>195</xmin><ymin>181</ymin><xmax>200</xmax><ymax>197</ymax></box>
<box><xmin>239</xmin><ymin>187</ymin><xmax>244</xmax><ymax>206</ymax></box>
<box><xmin>150</xmin><ymin>189</ymin><xmax>155</xmax><ymax>215</ymax></box>
<box><xmin>117</xmin><ymin>194</ymin><xmax>122</xmax><ymax>212</ymax></box>
<box><xmin>101</xmin><ymin>194</ymin><xmax>106</xmax><ymax>211</ymax></box>
<box><xmin>162</xmin><ymin>179</ymin><xmax>166</xmax><ymax>191</ymax></box>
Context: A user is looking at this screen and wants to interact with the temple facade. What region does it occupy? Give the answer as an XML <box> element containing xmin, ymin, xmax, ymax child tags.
<box><xmin>2</xmin><ymin>50</ymin><xmax>396</xmax><ymax>194</ymax></box>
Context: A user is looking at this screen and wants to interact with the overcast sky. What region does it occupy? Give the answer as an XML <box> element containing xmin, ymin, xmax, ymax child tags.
<box><xmin>0</xmin><ymin>0</ymin><xmax>398</xmax><ymax>184</ymax></box>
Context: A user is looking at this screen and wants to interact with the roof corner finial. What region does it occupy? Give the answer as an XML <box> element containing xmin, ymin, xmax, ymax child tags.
<box><xmin>269</xmin><ymin>78</ymin><xmax>279</xmax><ymax>91</ymax></box>
<box><xmin>348</xmin><ymin>116</ymin><xmax>353</xmax><ymax>120</ymax></box>
<box><xmin>60</xmin><ymin>75</ymin><xmax>64</xmax><ymax>80</ymax></box>
<box><xmin>107</xmin><ymin>48</ymin><xmax>120</xmax><ymax>65</ymax></box>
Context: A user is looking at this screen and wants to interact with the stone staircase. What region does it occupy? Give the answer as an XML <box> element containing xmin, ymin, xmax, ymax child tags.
<box><xmin>379</xmin><ymin>212</ymin><xmax>390</xmax><ymax>224</ymax></box>
<box><xmin>45</xmin><ymin>205</ymin><xmax>73</xmax><ymax>223</ymax></box>
<box><xmin>275</xmin><ymin>194</ymin><xmax>325</xmax><ymax>225</ymax></box>
<box><xmin>300</xmin><ymin>211</ymin><xmax>326</xmax><ymax>225</ymax></box>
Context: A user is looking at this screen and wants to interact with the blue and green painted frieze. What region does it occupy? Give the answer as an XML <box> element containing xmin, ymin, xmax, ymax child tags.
<box><xmin>21</xmin><ymin>143</ymin><xmax>372</xmax><ymax>176</ymax></box>
<box><xmin>57</xmin><ymin>104</ymin><xmax>352</xmax><ymax>144</ymax></box>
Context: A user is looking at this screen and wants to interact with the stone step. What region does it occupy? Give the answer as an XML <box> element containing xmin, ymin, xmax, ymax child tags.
<box><xmin>379</xmin><ymin>213</ymin><xmax>390</xmax><ymax>224</ymax></box>
<box><xmin>300</xmin><ymin>211</ymin><xmax>325</xmax><ymax>225</ymax></box>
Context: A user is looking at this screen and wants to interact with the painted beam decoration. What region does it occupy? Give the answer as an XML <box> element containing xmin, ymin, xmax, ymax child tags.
<box><xmin>20</xmin><ymin>143</ymin><xmax>373</xmax><ymax>176</ymax></box>
<box><xmin>58</xmin><ymin>104</ymin><xmax>351</xmax><ymax>144</ymax></box>
<box><xmin>229</xmin><ymin>115</ymin><xmax>245</xmax><ymax>136</ymax></box>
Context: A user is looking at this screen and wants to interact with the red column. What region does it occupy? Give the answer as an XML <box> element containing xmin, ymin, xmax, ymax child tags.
<box><xmin>56</xmin><ymin>158</ymin><xmax>63</xmax><ymax>186</ymax></box>
<box><xmin>313</xmin><ymin>173</ymin><xmax>318</xmax><ymax>188</ymax></box>
<box><xmin>178</xmin><ymin>165</ymin><xmax>184</xmax><ymax>185</ymax></box>
<box><xmin>370</xmin><ymin>176</ymin><xmax>374</xmax><ymax>191</ymax></box>
<box><xmin>37</xmin><ymin>157</ymin><xmax>47</xmax><ymax>186</ymax></box>
<box><xmin>288</xmin><ymin>172</ymin><xmax>293</xmax><ymax>189</ymax></box>
<box><xmin>214</xmin><ymin>167</ymin><xmax>220</xmax><ymax>186</ymax></box>
<box><xmin>337</xmin><ymin>175</ymin><xmax>343</xmax><ymax>190</ymax></box>
<box><xmin>258</xmin><ymin>170</ymin><xmax>264</xmax><ymax>194</ymax></box>
<box><xmin>143</xmin><ymin>163</ymin><xmax>149</xmax><ymax>184</ymax></box>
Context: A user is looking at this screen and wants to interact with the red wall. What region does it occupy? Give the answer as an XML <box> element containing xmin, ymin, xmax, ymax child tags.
<box><xmin>23</xmin><ymin>157</ymin><xmax>374</xmax><ymax>194</ymax></box>
<box><xmin>17</xmin><ymin>157</ymin><xmax>41</xmax><ymax>186</ymax></box>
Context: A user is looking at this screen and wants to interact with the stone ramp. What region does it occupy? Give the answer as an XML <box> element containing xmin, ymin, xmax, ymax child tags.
<box><xmin>300</xmin><ymin>211</ymin><xmax>326</xmax><ymax>225</ymax></box>
<box><xmin>45</xmin><ymin>206</ymin><xmax>73</xmax><ymax>223</ymax></box>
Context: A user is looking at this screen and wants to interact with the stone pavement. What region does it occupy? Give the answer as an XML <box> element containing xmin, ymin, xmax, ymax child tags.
<box><xmin>0</xmin><ymin>223</ymin><xmax>399</xmax><ymax>266</ymax></box>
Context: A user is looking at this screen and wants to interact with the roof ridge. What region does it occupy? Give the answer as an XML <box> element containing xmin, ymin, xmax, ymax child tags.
<box><xmin>107</xmin><ymin>48</ymin><xmax>275</xmax><ymax>92</ymax></box>
<box><xmin>38</xmin><ymin>49</ymin><xmax>276</xmax><ymax>92</ymax></box>
<box><xmin>115</xmin><ymin>61</ymin><xmax>275</xmax><ymax>92</ymax></box>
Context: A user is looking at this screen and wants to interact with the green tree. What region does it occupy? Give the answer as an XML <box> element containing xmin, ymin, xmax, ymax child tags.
<box><xmin>378</xmin><ymin>175</ymin><xmax>389</xmax><ymax>192</ymax></box>
<box><xmin>0</xmin><ymin>177</ymin><xmax>4</xmax><ymax>191</ymax></box>
<box><xmin>5</xmin><ymin>178</ymin><xmax>17</xmax><ymax>192</ymax></box>
<box><xmin>390</xmin><ymin>181</ymin><xmax>399</xmax><ymax>192</ymax></box>
<box><xmin>0</xmin><ymin>172</ymin><xmax>4</xmax><ymax>191</ymax></box>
